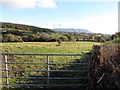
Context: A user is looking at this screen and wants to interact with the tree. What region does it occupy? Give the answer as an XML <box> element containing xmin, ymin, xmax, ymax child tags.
<box><xmin>66</xmin><ymin>35</ymin><xmax>75</xmax><ymax>41</ymax></box>
<box><xmin>59</xmin><ymin>36</ymin><xmax>68</xmax><ymax>41</ymax></box>
<box><xmin>2</xmin><ymin>34</ymin><xmax>23</xmax><ymax>42</ymax></box>
<box><xmin>76</xmin><ymin>36</ymin><xmax>81</xmax><ymax>41</ymax></box>
<box><xmin>115</xmin><ymin>32</ymin><xmax>120</xmax><ymax>38</ymax></box>
<box><xmin>22</xmin><ymin>36</ymin><xmax>29</xmax><ymax>42</ymax></box>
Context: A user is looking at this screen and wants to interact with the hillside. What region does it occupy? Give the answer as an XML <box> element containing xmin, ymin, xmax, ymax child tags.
<box><xmin>0</xmin><ymin>22</ymin><xmax>54</xmax><ymax>34</ymax></box>
<box><xmin>0</xmin><ymin>22</ymin><xmax>60</xmax><ymax>42</ymax></box>
<box><xmin>0</xmin><ymin>22</ymin><xmax>111</xmax><ymax>42</ymax></box>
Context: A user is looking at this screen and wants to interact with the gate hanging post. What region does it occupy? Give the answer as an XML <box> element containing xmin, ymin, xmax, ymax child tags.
<box><xmin>5</xmin><ymin>54</ymin><xmax>9</xmax><ymax>89</ymax></box>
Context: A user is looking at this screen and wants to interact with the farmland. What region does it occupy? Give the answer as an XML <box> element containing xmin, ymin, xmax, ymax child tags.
<box><xmin>2</xmin><ymin>42</ymin><xmax>100</xmax><ymax>54</ymax></box>
<box><xmin>1</xmin><ymin>42</ymin><xmax>100</xmax><ymax>89</ymax></box>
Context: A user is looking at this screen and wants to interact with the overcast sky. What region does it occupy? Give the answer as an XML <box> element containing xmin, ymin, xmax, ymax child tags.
<box><xmin>0</xmin><ymin>0</ymin><xmax>119</xmax><ymax>34</ymax></box>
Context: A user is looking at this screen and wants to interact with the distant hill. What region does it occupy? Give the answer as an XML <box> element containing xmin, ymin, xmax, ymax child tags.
<box><xmin>0</xmin><ymin>22</ymin><xmax>54</xmax><ymax>34</ymax></box>
<box><xmin>53</xmin><ymin>28</ymin><xmax>92</xmax><ymax>33</ymax></box>
<box><xmin>0</xmin><ymin>22</ymin><xmax>57</xmax><ymax>42</ymax></box>
<box><xmin>2</xmin><ymin>22</ymin><xmax>105</xmax><ymax>42</ymax></box>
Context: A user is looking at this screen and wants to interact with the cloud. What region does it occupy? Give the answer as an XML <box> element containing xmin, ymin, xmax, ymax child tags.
<box><xmin>37</xmin><ymin>0</ymin><xmax>57</xmax><ymax>8</ymax></box>
<box><xmin>0</xmin><ymin>0</ymin><xmax>57</xmax><ymax>9</ymax></box>
<box><xmin>51</xmin><ymin>13</ymin><xmax>118</xmax><ymax>34</ymax></box>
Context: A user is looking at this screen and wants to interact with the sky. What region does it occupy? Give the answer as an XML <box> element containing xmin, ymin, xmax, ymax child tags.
<box><xmin>0</xmin><ymin>0</ymin><xmax>119</xmax><ymax>34</ymax></box>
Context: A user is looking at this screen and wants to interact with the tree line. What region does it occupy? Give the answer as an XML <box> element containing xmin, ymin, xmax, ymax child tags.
<box><xmin>1</xmin><ymin>22</ymin><xmax>117</xmax><ymax>42</ymax></box>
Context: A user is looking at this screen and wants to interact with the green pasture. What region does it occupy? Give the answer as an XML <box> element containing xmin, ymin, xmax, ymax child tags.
<box><xmin>2</xmin><ymin>41</ymin><xmax>100</xmax><ymax>54</ymax></box>
<box><xmin>1</xmin><ymin>42</ymin><xmax>100</xmax><ymax>89</ymax></box>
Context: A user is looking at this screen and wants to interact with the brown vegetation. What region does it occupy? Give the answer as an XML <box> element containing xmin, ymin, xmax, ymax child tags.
<box><xmin>88</xmin><ymin>43</ymin><xmax>120</xmax><ymax>90</ymax></box>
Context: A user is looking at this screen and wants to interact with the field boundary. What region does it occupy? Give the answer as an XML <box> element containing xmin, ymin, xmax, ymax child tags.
<box><xmin>1</xmin><ymin>52</ymin><xmax>90</xmax><ymax>89</ymax></box>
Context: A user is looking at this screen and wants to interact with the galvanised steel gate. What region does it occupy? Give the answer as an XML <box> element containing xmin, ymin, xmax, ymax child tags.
<box><xmin>0</xmin><ymin>53</ymin><xmax>90</xmax><ymax>89</ymax></box>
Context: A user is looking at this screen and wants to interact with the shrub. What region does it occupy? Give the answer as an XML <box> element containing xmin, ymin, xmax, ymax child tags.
<box><xmin>2</xmin><ymin>34</ymin><xmax>23</xmax><ymax>42</ymax></box>
<box><xmin>76</xmin><ymin>36</ymin><xmax>81</xmax><ymax>41</ymax></box>
<box><xmin>89</xmin><ymin>44</ymin><xmax>120</xmax><ymax>89</ymax></box>
<box><xmin>59</xmin><ymin>36</ymin><xmax>68</xmax><ymax>41</ymax></box>
<box><xmin>66</xmin><ymin>35</ymin><xmax>75</xmax><ymax>41</ymax></box>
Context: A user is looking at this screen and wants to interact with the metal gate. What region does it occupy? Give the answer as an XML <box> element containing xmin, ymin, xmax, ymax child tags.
<box><xmin>0</xmin><ymin>53</ymin><xmax>90</xmax><ymax>89</ymax></box>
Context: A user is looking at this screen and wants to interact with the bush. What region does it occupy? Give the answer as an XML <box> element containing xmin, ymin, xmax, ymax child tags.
<box><xmin>39</xmin><ymin>36</ymin><xmax>51</xmax><ymax>42</ymax></box>
<box><xmin>66</xmin><ymin>35</ymin><xmax>75</xmax><ymax>41</ymax></box>
<box><xmin>89</xmin><ymin>44</ymin><xmax>120</xmax><ymax>90</ymax></box>
<box><xmin>76</xmin><ymin>36</ymin><xmax>81</xmax><ymax>41</ymax></box>
<box><xmin>2</xmin><ymin>34</ymin><xmax>23</xmax><ymax>42</ymax></box>
<box><xmin>59</xmin><ymin>36</ymin><xmax>68</xmax><ymax>41</ymax></box>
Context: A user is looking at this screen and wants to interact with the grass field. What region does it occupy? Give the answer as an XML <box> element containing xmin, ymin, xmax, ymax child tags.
<box><xmin>2</xmin><ymin>41</ymin><xmax>100</xmax><ymax>54</ymax></box>
<box><xmin>1</xmin><ymin>41</ymin><xmax>100</xmax><ymax>89</ymax></box>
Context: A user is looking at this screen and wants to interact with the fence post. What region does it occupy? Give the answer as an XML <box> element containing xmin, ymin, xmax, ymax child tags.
<box><xmin>46</xmin><ymin>55</ymin><xmax>50</xmax><ymax>89</ymax></box>
<box><xmin>5</xmin><ymin>54</ymin><xmax>9</xmax><ymax>89</ymax></box>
